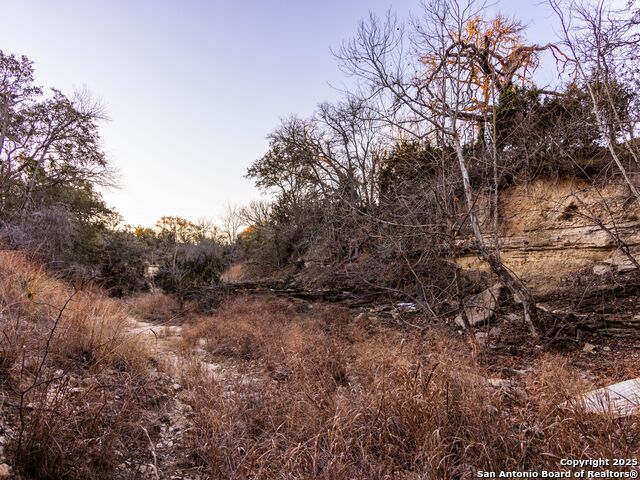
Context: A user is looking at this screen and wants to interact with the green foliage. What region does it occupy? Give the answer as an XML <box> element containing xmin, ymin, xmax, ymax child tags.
<box><xmin>101</xmin><ymin>231</ymin><xmax>149</xmax><ymax>297</ymax></box>
<box><xmin>378</xmin><ymin>141</ymin><xmax>442</xmax><ymax>196</ymax></box>
<box><xmin>246</xmin><ymin>122</ymin><xmax>318</xmax><ymax>214</ymax></box>
<box><xmin>155</xmin><ymin>216</ymin><xmax>206</xmax><ymax>244</ymax></box>
<box><xmin>42</xmin><ymin>180</ymin><xmax>120</xmax><ymax>265</ymax></box>
<box><xmin>494</xmin><ymin>85</ymin><xmax>542</xmax><ymax>146</ymax></box>
<box><xmin>239</xmin><ymin>224</ymin><xmax>294</xmax><ymax>270</ymax></box>
<box><xmin>154</xmin><ymin>244</ymin><xmax>226</xmax><ymax>306</ymax></box>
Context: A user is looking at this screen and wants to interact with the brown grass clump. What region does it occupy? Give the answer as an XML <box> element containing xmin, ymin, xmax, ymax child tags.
<box><xmin>179</xmin><ymin>296</ymin><xmax>639</xmax><ymax>479</ymax></box>
<box><xmin>0</xmin><ymin>250</ymin><xmax>160</xmax><ymax>479</ymax></box>
<box><xmin>220</xmin><ymin>262</ymin><xmax>249</xmax><ymax>282</ymax></box>
<box><xmin>128</xmin><ymin>290</ymin><xmax>182</xmax><ymax>323</ymax></box>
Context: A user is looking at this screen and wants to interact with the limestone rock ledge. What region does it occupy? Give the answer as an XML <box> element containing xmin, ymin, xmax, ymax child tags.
<box><xmin>457</xmin><ymin>178</ymin><xmax>640</xmax><ymax>297</ymax></box>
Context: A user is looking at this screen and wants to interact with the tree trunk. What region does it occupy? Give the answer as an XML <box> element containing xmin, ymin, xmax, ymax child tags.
<box><xmin>0</xmin><ymin>94</ymin><xmax>9</xmax><ymax>210</ymax></box>
<box><xmin>20</xmin><ymin>145</ymin><xmax>50</xmax><ymax>224</ymax></box>
<box><xmin>452</xmin><ymin>135</ymin><xmax>539</xmax><ymax>338</ymax></box>
<box><xmin>0</xmin><ymin>93</ymin><xmax>9</xmax><ymax>160</ymax></box>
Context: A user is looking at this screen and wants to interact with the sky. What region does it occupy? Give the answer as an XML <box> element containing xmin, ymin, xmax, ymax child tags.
<box><xmin>0</xmin><ymin>0</ymin><xmax>562</xmax><ymax>227</ymax></box>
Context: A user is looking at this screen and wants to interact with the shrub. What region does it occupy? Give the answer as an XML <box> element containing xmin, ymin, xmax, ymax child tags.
<box><xmin>154</xmin><ymin>243</ymin><xmax>227</xmax><ymax>308</ymax></box>
<box><xmin>100</xmin><ymin>231</ymin><xmax>149</xmax><ymax>297</ymax></box>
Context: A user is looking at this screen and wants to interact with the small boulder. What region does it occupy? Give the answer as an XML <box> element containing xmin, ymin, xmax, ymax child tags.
<box><xmin>487</xmin><ymin>378</ymin><xmax>514</xmax><ymax>388</ymax></box>
<box><xmin>486</xmin><ymin>378</ymin><xmax>527</xmax><ymax>401</ymax></box>
<box><xmin>0</xmin><ymin>464</ymin><xmax>11</xmax><ymax>479</ymax></box>
<box><xmin>506</xmin><ymin>312</ymin><xmax>521</xmax><ymax>322</ymax></box>
<box><xmin>592</xmin><ymin>264</ymin><xmax>611</xmax><ymax>276</ymax></box>
<box><xmin>455</xmin><ymin>283</ymin><xmax>503</xmax><ymax>328</ymax></box>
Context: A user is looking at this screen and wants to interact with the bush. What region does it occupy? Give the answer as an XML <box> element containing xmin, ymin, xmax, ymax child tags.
<box><xmin>154</xmin><ymin>243</ymin><xmax>227</xmax><ymax>308</ymax></box>
<box><xmin>100</xmin><ymin>231</ymin><xmax>149</xmax><ymax>297</ymax></box>
<box><xmin>0</xmin><ymin>206</ymin><xmax>77</xmax><ymax>265</ymax></box>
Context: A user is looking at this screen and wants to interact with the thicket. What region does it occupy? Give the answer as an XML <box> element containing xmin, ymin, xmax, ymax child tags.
<box><xmin>241</xmin><ymin>1</ymin><xmax>640</xmax><ymax>336</ymax></box>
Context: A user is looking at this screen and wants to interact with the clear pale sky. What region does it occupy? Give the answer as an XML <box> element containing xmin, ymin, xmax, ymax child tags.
<box><xmin>0</xmin><ymin>0</ymin><xmax>560</xmax><ymax>227</ymax></box>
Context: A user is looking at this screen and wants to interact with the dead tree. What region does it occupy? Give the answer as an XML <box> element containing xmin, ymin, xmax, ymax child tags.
<box><xmin>550</xmin><ymin>0</ymin><xmax>640</xmax><ymax>205</ymax></box>
<box><xmin>336</xmin><ymin>0</ymin><xmax>547</xmax><ymax>336</ymax></box>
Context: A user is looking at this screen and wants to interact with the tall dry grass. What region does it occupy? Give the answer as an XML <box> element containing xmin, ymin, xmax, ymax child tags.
<box><xmin>178</xmin><ymin>296</ymin><xmax>639</xmax><ymax>479</ymax></box>
<box><xmin>0</xmin><ymin>250</ymin><xmax>158</xmax><ymax>479</ymax></box>
<box><xmin>127</xmin><ymin>290</ymin><xmax>182</xmax><ymax>323</ymax></box>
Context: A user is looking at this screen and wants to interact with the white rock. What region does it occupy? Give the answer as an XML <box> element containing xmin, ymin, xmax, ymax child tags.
<box><xmin>455</xmin><ymin>283</ymin><xmax>503</xmax><ymax>327</ymax></box>
<box><xmin>395</xmin><ymin>302</ymin><xmax>418</xmax><ymax>312</ymax></box>
<box><xmin>506</xmin><ymin>313</ymin><xmax>521</xmax><ymax>322</ymax></box>
<box><xmin>568</xmin><ymin>378</ymin><xmax>640</xmax><ymax>417</ymax></box>
<box><xmin>582</xmin><ymin>343</ymin><xmax>597</xmax><ymax>353</ymax></box>
<box><xmin>592</xmin><ymin>264</ymin><xmax>611</xmax><ymax>276</ymax></box>
<box><xmin>487</xmin><ymin>378</ymin><xmax>515</xmax><ymax>389</ymax></box>
<box><xmin>0</xmin><ymin>464</ymin><xmax>11</xmax><ymax>479</ymax></box>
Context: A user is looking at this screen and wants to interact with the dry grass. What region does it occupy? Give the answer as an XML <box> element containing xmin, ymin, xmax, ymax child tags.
<box><xmin>0</xmin><ymin>250</ymin><xmax>162</xmax><ymax>479</ymax></box>
<box><xmin>128</xmin><ymin>290</ymin><xmax>182</xmax><ymax>323</ymax></box>
<box><xmin>220</xmin><ymin>262</ymin><xmax>249</xmax><ymax>283</ymax></box>
<box><xmin>2</xmin><ymin>255</ymin><xmax>637</xmax><ymax>479</ymax></box>
<box><xmin>178</xmin><ymin>296</ymin><xmax>640</xmax><ymax>479</ymax></box>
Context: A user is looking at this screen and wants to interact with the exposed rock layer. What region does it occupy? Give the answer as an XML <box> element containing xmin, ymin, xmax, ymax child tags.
<box><xmin>458</xmin><ymin>177</ymin><xmax>640</xmax><ymax>296</ymax></box>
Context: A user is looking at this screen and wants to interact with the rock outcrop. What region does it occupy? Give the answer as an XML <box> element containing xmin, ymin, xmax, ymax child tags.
<box><xmin>458</xmin><ymin>177</ymin><xmax>640</xmax><ymax>296</ymax></box>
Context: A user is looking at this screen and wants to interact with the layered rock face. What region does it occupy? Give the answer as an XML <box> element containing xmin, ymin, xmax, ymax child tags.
<box><xmin>458</xmin><ymin>177</ymin><xmax>640</xmax><ymax>296</ymax></box>
<box><xmin>457</xmin><ymin>176</ymin><xmax>640</xmax><ymax>335</ymax></box>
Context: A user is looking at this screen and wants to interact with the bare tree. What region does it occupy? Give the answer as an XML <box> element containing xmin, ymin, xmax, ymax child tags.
<box><xmin>220</xmin><ymin>203</ymin><xmax>243</xmax><ymax>244</ymax></box>
<box><xmin>239</xmin><ymin>200</ymin><xmax>273</xmax><ymax>228</ymax></box>
<box><xmin>335</xmin><ymin>0</ymin><xmax>554</xmax><ymax>336</ymax></box>
<box><xmin>550</xmin><ymin>0</ymin><xmax>640</xmax><ymax>203</ymax></box>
